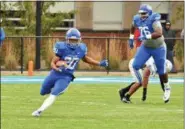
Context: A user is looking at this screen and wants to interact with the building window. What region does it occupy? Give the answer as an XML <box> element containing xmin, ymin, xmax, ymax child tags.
<box><xmin>48</xmin><ymin>2</ymin><xmax>75</xmax><ymax>30</ymax></box>
<box><xmin>1</xmin><ymin>10</ymin><xmax>26</xmax><ymax>30</ymax></box>
<box><xmin>1</xmin><ymin>2</ymin><xmax>75</xmax><ymax>30</ymax></box>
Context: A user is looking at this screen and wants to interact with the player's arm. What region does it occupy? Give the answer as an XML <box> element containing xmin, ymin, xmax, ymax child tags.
<box><xmin>51</xmin><ymin>55</ymin><xmax>61</xmax><ymax>71</ymax></box>
<box><xmin>51</xmin><ymin>42</ymin><xmax>65</xmax><ymax>71</ymax></box>
<box><xmin>130</xmin><ymin>24</ymin><xmax>136</xmax><ymax>35</ymax></box>
<box><xmin>82</xmin><ymin>55</ymin><xmax>107</xmax><ymax>67</ymax></box>
<box><xmin>82</xmin><ymin>56</ymin><xmax>108</xmax><ymax>67</ymax></box>
<box><xmin>129</xmin><ymin>19</ymin><xmax>136</xmax><ymax>39</ymax></box>
<box><xmin>151</xmin><ymin>21</ymin><xmax>163</xmax><ymax>39</ymax></box>
<box><xmin>128</xmin><ymin>21</ymin><xmax>136</xmax><ymax>49</ymax></box>
<box><xmin>82</xmin><ymin>56</ymin><xmax>100</xmax><ymax>66</ymax></box>
<box><xmin>81</xmin><ymin>44</ymin><xmax>108</xmax><ymax>67</ymax></box>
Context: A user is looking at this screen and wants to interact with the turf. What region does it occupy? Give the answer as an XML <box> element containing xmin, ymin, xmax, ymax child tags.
<box><xmin>1</xmin><ymin>83</ymin><xmax>184</xmax><ymax>129</ymax></box>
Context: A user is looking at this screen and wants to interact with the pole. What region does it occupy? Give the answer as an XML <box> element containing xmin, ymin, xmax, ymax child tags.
<box><xmin>35</xmin><ymin>1</ymin><xmax>42</xmax><ymax>70</ymax></box>
<box><xmin>20</xmin><ymin>37</ymin><xmax>24</xmax><ymax>74</ymax></box>
<box><xmin>106</xmin><ymin>38</ymin><xmax>110</xmax><ymax>75</ymax></box>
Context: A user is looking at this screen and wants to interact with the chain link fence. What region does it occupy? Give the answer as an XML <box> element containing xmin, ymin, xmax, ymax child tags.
<box><xmin>0</xmin><ymin>36</ymin><xmax>184</xmax><ymax>74</ymax></box>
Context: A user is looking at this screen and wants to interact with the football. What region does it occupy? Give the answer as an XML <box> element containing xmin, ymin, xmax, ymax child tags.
<box><xmin>56</xmin><ymin>60</ymin><xmax>68</xmax><ymax>67</ymax></box>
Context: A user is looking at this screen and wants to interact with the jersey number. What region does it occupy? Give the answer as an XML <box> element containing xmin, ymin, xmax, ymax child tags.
<box><xmin>139</xmin><ymin>26</ymin><xmax>151</xmax><ymax>37</ymax></box>
<box><xmin>65</xmin><ymin>57</ymin><xmax>79</xmax><ymax>70</ymax></box>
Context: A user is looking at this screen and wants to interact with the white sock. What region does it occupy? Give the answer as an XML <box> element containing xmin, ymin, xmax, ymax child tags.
<box><xmin>38</xmin><ymin>94</ymin><xmax>57</xmax><ymax>112</ymax></box>
<box><xmin>164</xmin><ymin>82</ymin><xmax>171</xmax><ymax>89</ymax></box>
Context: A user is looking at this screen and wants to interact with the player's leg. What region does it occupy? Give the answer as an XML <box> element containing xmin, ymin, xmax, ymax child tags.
<box><xmin>123</xmin><ymin>45</ymin><xmax>151</xmax><ymax>103</ymax></box>
<box><xmin>32</xmin><ymin>77</ymin><xmax>71</xmax><ymax>117</ymax></box>
<box><xmin>32</xmin><ymin>94</ymin><xmax>56</xmax><ymax>117</ymax></box>
<box><xmin>40</xmin><ymin>73</ymin><xmax>57</xmax><ymax>95</ymax></box>
<box><xmin>32</xmin><ymin>73</ymin><xmax>57</xmax><ymax>116</ymax></box>
<box><xmin>152</xmin><ymin>45</ymin><xmax>171</xmax><ymax>103</ymax></box>
<box><xmin>51</xmin><ymin>77</ymin><xmax>71</xmax><ymax>96</ymax></box>
<box><xmin>158</xmin><ymin>75</ymin><xmax>165</xmax><ymax>92</ymax></box>
<box><xmin>123</xmin><ymin>82</ymin><xmax>142</xmax><ymax>103</ymax></box>
<box><xmin>126</xmin><ymin>65</ymin><xmax>143</xmax><ymax>99</ymax></box>
<box><xmin>142</xmin><ymin>67</ymin><xmax>151</xmax><ymax>101</ymax></box>
<box><xmin>132</xmin><ymin>45</ymin><xmax>151</xmax><ymax>83</ymax></box>
<box><xmin>119</xmin><ymin>59</ymin><xmax>137</xmax><ymax>101</ymax></box>
<box><xmin>119</xmin><ymin>82</ymin><xmax>135</xmax><ymax>101</ymax></box>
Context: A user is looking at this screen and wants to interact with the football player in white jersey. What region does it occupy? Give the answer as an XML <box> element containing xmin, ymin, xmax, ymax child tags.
<box><xmin>119</xmin><ymin>58</ymin><xmax>172</xmax><ymax>103</ymax></box>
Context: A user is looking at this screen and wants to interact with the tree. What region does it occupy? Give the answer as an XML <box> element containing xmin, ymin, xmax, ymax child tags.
<box><xmin>171</xmin><ymin>4</ymin><xmax>184</xmax><ymax>24</ymax></box>
<box><xmin>1</xmin><ymin>1</ymin><xmax>75</xmax><ymax>70</ymax></box>
<box><xmin>172</xmin><ymin>4</ymin><xmax>184</xmax><ymax>70</ymax></box>
<box><xmin>1</xmin><ymin>1</ymin><xmax>74</xmax><ymax>36</ymax></box>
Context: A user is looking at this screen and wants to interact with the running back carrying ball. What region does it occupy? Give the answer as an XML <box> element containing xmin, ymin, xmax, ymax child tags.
<box><xmin>56</xmin><ymin>60</ymin><xmax>68</xmax><ymax>67</ymax></box>
<box><xmin>32</xmin><ymin>28</ymin><xmax>108</xmax><ymax>117</ymax></box>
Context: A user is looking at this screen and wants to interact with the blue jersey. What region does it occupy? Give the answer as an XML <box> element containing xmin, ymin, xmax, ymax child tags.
<box><xmin>133</xmin><ymin>13</ymin><xmax>164</xmax><ymax>48</ymax></box>
<box><xmin>133</xmin><ymin>13</ymin><xmax>161</xmax><ymax>33</ymax></box>
<box><xmin>53</xmin><ymin>42</ymin><xmax>87</xmax><ymax>75</ymax></box>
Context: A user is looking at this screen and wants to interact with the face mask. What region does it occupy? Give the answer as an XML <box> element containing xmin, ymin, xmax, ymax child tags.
<box><xmin>139</xmin><ymin>12</ymin><xmax>148</xmax><ymax>20</ymax></box>
<box><xmin>66</xmin><ymin>40</ymin><xmax>79</xmax><ymax>49</ymax></box>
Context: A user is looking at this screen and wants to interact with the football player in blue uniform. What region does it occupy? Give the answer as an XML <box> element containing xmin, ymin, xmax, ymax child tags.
<box><xmin>32</xmin><ymin>28</ymin><xmax>108</xmax><ymax>116</ymax></box>
<box><xmin>0</xmin><ymin>19</ymin><xmax>5</xmax><ymax>46</ymax></box>
<box><xmin>128</xmin><ymin>4</ymin><xmax>171</xmax><ymax>103</ymax></box>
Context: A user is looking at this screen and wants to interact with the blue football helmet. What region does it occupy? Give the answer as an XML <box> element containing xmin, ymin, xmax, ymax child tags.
<box><xmin>66</xmin><ymin>28</ymin><xmax>81</xmax><ymax>48</ymax></box>
<box><xmin>66</xmin><ymin>28</ymin><xmax>81</xmax><ymax>40</ymax></box>
<box><xmin>138</xmin><ymin>4</ymin><xmax>152</xmax><ymax>20</ymax></box>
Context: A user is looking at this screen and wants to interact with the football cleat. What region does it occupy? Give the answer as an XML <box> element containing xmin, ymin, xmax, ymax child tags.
<box><xmin>32</xmin><ymin>110</ymin><xmax>42</xmax><ymax>117</ymax></box>
<box><xmin>163</xmin><ymin>87</ymin><xmax>171</xmax><ymax>103</ymax></box>
<box><xmin>122</xmin><ymin>95</ymin><xmax>131</xmax><ymax>104</ymax></box>
<box><xmin>142</xmin><ymin>94</ymin><xmax>147</xmax><ymax>101</ymax></box>
<box><xmin>142</xmin><ymin>88</ymin><xmax>147</xmax><ymax>101</ymax></box>
<box><xmin>118</xmin><ymin>89</ymin><xmax>125</xmax><ymax>101</ymax></box>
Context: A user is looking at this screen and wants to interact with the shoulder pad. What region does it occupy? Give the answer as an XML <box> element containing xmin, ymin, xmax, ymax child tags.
<box><xmin>54</xmin><ymin>41</ymin><xmax>66</xmax><ymax>50</ymax></box>
<box><xmin>151</xmin><ymin>13</ymin><xmax>161</xmax><ymax>21</ymax></box>
<box><xmin>133</xmin><ymin>14</ymin><xmax>140</xmax><ymax>20</ymax></box>
<box><xmin>133</xmin><ymin>14</ymin><xmax>140</xmax><ymax>22</ymax></box>
<box><xmin>79</xmin><ymin>43</ymin><xmax>87</xmax><ymax>51</ymax></box>
<box><xmin>133</xmin><ymin>15</ymin><xmax>140</xmax><ymax>26</ymax></box>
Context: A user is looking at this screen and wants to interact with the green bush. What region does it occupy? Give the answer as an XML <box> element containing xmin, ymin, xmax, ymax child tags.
<box><xmin>4</xmin><ymin>54</ymin><xmax>18</xmax><ymax>70</ymax></box>
<box><xmin>41</xmin><ymin>38</ymin><xmax>55</xmax><ymax>69</ymax></box>
<box><xmin>109</xmin><ymin>56</ymin><xmax>120</xmax><ymax>70</ymax></box>
<box><xmin>174</xmin><ymin>40</ymin><xmax>184</xmax><ymax>62</ymax></box>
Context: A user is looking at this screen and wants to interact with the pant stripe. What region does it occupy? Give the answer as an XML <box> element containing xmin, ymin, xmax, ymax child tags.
<box><xmin>133</xmin><ymin>68</ymin><xmax>142</xmax><ymax>83</ymax></box>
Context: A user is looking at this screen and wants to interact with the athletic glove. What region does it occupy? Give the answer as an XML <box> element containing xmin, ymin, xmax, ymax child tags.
<box><xmin>99</xmin><ymin>60</ymin><xmax>108</xmax><ymax>67</ymax></box>
<box><xmin>128</xmin><ymin>34</ymin><xmax>134</xmax><ymax>49</ymax></box>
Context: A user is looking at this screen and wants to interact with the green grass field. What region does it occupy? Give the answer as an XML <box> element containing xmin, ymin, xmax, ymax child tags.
<box><xmin>1</xmin><ymin>83</ymin><xmax>184</xmax><ymax>129</ymax></box>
